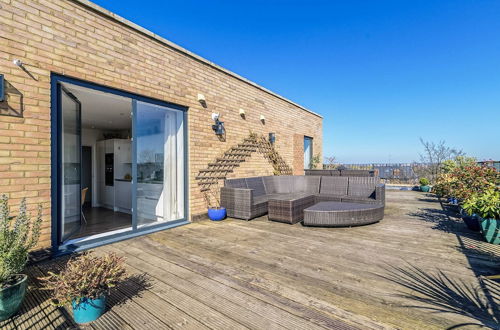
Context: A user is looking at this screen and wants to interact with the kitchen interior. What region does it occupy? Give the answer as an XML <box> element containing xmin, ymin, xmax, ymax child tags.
<box><xmin>64</xmin><ymin>83</ymin><xmax>134</xmax><ymax>239</ymax></box>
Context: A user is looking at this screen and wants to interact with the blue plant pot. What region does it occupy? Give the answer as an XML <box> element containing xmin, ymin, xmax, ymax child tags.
<box><xmin>0</xmin><ymin>274</ymin><xmax>27</xmax><ymax>321</ymax></box>
<box><xmin>208</xmin><ymin>207</ymin><xmax>226</xmax><ymax>221</ymax></box>
<box><xmin>420</xmin><ymin>185</ymin><xmax>431</xmax><ymax>192</ymax></box>
<box><xmin>72</xmin><ymin>295</ymin><xmax>107</xmax><ymax>324</ymax></box>
<box><xmin>480</xmin><ymin>218</ymin><xmax>500</xmax><ymax>245</ymax></box>
<box><xmin>462</xmin><ymin>214</ymin><xmax>480</xmax><ymax>232</ymax></box>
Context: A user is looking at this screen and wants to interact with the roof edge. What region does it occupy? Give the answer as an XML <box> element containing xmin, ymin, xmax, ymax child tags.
<box><xmin>71</xmin><ymin>0</ymin><xmax>322</xmax><ymax>118</ymax></box>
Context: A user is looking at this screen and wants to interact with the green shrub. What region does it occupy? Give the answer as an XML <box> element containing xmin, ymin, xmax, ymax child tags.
<box><xmin>433</xmin><ymin>164</ymin><xmax>499</xmax><ymax>200</ymax></box>
<box><xmin>0</xmin><ymin>195</ymin><xmax>42</xmax><ymax>285</ymax></box>
<box><xmin>462</xmin><ymin>189</ymin><xmax>500</xmax><ymax>219</ymax></box>
<box><xmin>40</xmin><ymin>252</ymin><xmax>127</xmax><ymax>306</ymax></box>
<box><xmin>419</xmin><ymin>178</ymin><xmax>430</xmax><ymax>186</ymax></box>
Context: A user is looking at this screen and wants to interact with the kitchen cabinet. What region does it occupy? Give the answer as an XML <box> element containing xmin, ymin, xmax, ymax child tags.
<box><xmin>95</xmin><ymin>139</ymin><xmax>131</xmax><ymax>212</ymax></box>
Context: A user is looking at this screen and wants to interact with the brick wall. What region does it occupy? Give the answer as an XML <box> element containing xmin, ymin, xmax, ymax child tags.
<box><xmin>0</xmin><ymin>0</ymin><xmax>323</xmax><ymax>248</ymax></box>
<box><xmin>227</xmin><ymin>152</ymin><xmax>275</xmax><ymax>179</ymax></box>
<box><xmin>292</xmin><ymin>134</ymin><xmax>305</xmax><ymax>175</ymax></box>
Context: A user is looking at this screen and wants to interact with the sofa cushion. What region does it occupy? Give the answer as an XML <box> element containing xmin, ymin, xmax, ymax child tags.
<box><xmin>347</xmin><ymin>177</ymin><xmax>378</xmax><ymax>197</ymax></box>
<box><xmin>263</xmin><ymin>176</ymin><xmax>294</xmax><ymax>194</ymax></box>
<box><xmin>341</xmin><ymin>195</ymin><xmax>379</xmax><ymax>204</ymax></box>
<box><xmin>225</xmin><ymin>178</ymin><xmax>248</xmax><ymax>189</ymax></box>
<box><xmin>314</xmin><ymin>194</ymin><xmax>343</xmax><ymax>202</ymax></box>
<box><xmin>320</xmin><ymin>176</ymin><xmax>348</xmax><ymax>196</ymax></box>
<box><xmin>293</xmin><ymin>175</ymin><xmax>320</xmax><ymax>194</ymax></box>
<box><xmin>245</xmin><ymin>177</ymin><xmax>266</xmax><ymax>197</ymax></box>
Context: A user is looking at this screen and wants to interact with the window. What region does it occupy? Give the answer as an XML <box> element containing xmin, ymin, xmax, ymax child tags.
<box><xmin>304</xmin><ymin>136</ymin><xmax>313</xmax><ymax>169</ymax></box>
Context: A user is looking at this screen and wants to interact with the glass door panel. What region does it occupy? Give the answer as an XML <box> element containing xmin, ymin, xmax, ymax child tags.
<box><xmin>304</xmin><ymin>136</ymin><xmax>313</xmax><ymax>169</ymax></box>
<box><xmin>60</xmin><ymin>86</ymin><xmax>82</xmax><ymax>242</ymax></box>
<box><xmin>135</xmin><ymin>101</ymin><xmax>184</xmax><ymax>227</ymax></box>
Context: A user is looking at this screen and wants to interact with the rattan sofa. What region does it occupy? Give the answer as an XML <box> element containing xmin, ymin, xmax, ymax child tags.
<box><xmin>221</xmin><ymin>175</ymin><xmax>385</xmax><ymax>220</ymax></box>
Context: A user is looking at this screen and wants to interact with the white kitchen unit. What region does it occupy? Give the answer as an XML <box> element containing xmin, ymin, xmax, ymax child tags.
<box><xmin>96</xmin><ymin>138</ymin><xmax>132</xmax><ymax>213</ymax></box>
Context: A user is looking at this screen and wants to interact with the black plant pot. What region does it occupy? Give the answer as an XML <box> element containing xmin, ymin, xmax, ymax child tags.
<box><xmin>462</xmin><ymin>215</ymin><xmax>480</xmax><ymax>232</ymax></box>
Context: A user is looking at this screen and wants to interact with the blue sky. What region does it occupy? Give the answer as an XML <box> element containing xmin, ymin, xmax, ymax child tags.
<box><xmin>93</xmin><ymin>0</ymin><xmax>500</xmax><ymax>163</ymax></box>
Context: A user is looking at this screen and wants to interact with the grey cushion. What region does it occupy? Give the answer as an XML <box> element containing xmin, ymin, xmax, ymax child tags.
<box><xmin>262</xmin><ymin>176</ymin><xmax>278</xmax><ymax>194</ymax></box>
<box><xmin>245</xmin><ymin>177</ymin><xmax>266</xmax><ymax>197</ymax></box>
<box><xmin>320</xmin><ymin>176</ymin><xmax>348</xmax><ymax>195</ymax></box>
<box><xmin>341</xmin><ymin>195</ymin><xmax>378</xmax><ymax>204</ymax></box>
<box><xmin>225</xmin><ymin>178</ymin><xmax>248</xmax><ymax>189</ymax></box>
<box><xmin>314</xmin><ymin>194</ymin><xmax>343</xmax><ymax>202</ymax></box>
<box><xmin>347</xmin><ymin>177</ymin><xmax>378</xmax><ymax>197</ymax></box>
<box><xmin>293</xmin><ymin>175</ymin><xmax>320</xmax><ymax>194</ymax></box>
<box><xmin>263</xmin><ymin>176</ymin><xmax>294</xmax><ymax>194</ymax></box>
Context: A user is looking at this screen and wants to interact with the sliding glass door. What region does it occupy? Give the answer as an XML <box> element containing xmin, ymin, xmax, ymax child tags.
<box><xmin>53</xmin><ymin>75</ymin><xmax>188</xmax><ymax>253</ymax></box>
<box><xmin>60</xmin><ymin>85</ymin><xmax>82</xmax><ymax>242</ymax></box>
<box><xmin>135</xmin><ymin>101</ymin><xmax>185</xmax><ymax>227</ymax></box>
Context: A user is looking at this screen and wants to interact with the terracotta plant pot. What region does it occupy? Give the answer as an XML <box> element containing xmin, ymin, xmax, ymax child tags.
<box><xmin>0</xmin><ymin>274</ymin><xmax>28</xmax><ymax>321</ymax></box>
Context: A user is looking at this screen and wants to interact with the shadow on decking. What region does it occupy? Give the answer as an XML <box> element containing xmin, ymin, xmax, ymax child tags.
<box><xmin>1</xmin><ymin>256</ymin><xmax>153</xmax><ymax>330</ymax></box>
<box><xmin>383</xmin><ymin>264</ymin><xmax>500</xmax><ymax>329</ymax></box>
<box><xmin>399</xmin><ymin>197</ymin><xmax>500</xmax><ymax>328</ymax></box>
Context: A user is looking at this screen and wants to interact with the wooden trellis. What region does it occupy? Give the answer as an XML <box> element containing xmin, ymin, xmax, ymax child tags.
<box><xmin>196</xmin><ymin>134</ymin><xmax>292</xmax><ymax>194</ymax></box>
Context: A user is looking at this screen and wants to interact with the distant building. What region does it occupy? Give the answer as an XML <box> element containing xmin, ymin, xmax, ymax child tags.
<box><xmin>478</xmin><ymin>160</ymin><xmax>500</xmax><ymax>171</ymax></box>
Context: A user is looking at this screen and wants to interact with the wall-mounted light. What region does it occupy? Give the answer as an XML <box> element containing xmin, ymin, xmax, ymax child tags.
<box><xmin>197</xmin><ymin>93</ymin><xmax>207</xmax><ymax>108</ymax></box>
<box><xmin>13</xmin><ymin>59</ymin><xmax>23</xmax><ymax>67</ymax></box>
<box><xmin>211</xmin><ymin>113</ymin><xmax>225</xmax><ymax>135</ymax></box>
<box><xmin>239</xmin><ymin>108</ymin><xmax>245</xmax><ymax>117</ymax></box>
<box><xmin>269</xmin><ymin>132</ymin><xmax>276</xmax><ymax>145</ymax></box>
<box><xmin>260</xmin><ymin>115</ymin><xmax>265</xmax><ymax>124</ymax></box>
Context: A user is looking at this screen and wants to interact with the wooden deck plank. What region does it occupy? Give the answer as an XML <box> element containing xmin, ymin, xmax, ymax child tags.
<box><xmin>99</xmin><ymin>246</ymin><xmax>250</xmax><ymax>330</ymax></box>
<box><xmin>1</xmin><ymin>191</ymin><xmax>497</xmax><ymax>329</ymax></box>
<box><xmin>106</xmin><ymin>242</ymin><xmax>329</xmax><ymax>330</ymax></box>
<box><xmin>130</xmin><ymin>235</ymin><xmax>373</xmax><ymax>330</ymax></box>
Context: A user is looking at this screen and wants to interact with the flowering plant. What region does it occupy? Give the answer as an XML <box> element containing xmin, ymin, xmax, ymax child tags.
<box><xmin>433</xmin><ymin>164</ymin><xmax>499</xmax><ymax>200</ymax></box>
<box><xmin>40</xmin><ymin>252</ymin><xmax>127</xmax><ymax>306</ymax></box>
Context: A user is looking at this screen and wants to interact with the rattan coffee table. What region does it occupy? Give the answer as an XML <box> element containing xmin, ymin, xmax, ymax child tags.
<box><xmin>303</xmin><ymin>201</ymin><xmax>384</xmax><ymax>227</ymax></box>
<box><xmin>268</xmin><ymin>194</ymin><xmax>315</xmax><ymax>224</ymax></box>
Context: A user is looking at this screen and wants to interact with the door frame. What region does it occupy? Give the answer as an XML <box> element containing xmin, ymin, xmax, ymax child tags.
<box><xmin>50</xmin><ymin>73</ymin><xmax>189</xmax><ymax>256</ymax></box>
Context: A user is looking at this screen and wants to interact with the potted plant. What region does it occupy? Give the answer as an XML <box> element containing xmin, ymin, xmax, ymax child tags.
<box><xmin>204</xmin><ymin>185</ymin><xmax>226</xmax><ymax>221</ymax></box>
<box><xmin>40</xmin><ymin>252</ymin><xmax>127</xmax><ymax>324</ymax></box>
<box><xmin>0</xmin><ymin>195</ymin><xmax>42</xmax><ymax>321</ymax></box>
<box><xmin>459</xmin><ymin>206</ymin><xmax>480</xmax><ymax>232</ymax></box>
<box><xmin>419</xmin><ymin>178</ymin><xmax>431</xmax><ymax>192</ymax></box>
<box><xmin>462</xmin><ymin>189</ymin><xmax>500</xmax><ymax>244</ymax></box>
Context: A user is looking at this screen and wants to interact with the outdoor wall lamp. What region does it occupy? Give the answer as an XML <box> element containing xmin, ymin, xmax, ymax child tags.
<box><xmin>239</xmin><ymin>108</ymin><xmax>245</xmax><ymax>118</ymax></box>
<box><xmin>260</xmin><ymin>115</ymin><xmax>265</xmax><ymax>122</ymax></box>
<box><xmin>211</xmin><ymin>113</ymin><xmax>225</xmax><ymax>135</ymax></box>
<box><xmin>13</xmin><ymin>59</ymin><xmax>23</xmax><ymax>67</ymax></box>
<box><xmin>197</xmin><ymin>93</ymin><xmax>207</xmax><ymax>108</ymax></box>
<box><xmin>269</xmin><ymin>132</ymin><xmax>276</xmax><ymax>145</ymax></box>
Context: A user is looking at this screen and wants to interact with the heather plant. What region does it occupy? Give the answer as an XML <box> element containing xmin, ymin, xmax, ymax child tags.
<box><xmin>0</xmin><ymin>195</ymin><xmax>42</xmax><ymax>285</ymax></box>
<box><xmin>40</xmin><ymin>252</ymin><xmax>127</xmax><ymax>306</ymax></box>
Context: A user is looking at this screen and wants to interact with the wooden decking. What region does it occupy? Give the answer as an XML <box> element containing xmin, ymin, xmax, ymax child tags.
<box><xmin>2</xmin><ymin>191</ymin><xmax>499</xmax><ymax>329</ymax></box>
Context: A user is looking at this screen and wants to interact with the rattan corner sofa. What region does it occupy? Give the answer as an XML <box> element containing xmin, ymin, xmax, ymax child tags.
<box><xmin>220</xmin><ymin>175</ymin><xmax>385</xmax><ymax>221</ymax></box>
